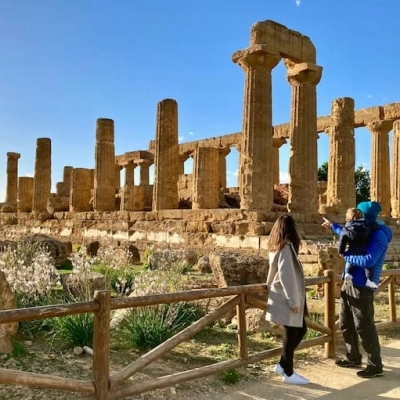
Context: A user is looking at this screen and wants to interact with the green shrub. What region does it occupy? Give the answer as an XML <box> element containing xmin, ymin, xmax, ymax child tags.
<box><xmin>11</xmin><ymin>340</ymin><xmax>27</xmax><ymax>358</ymax></box>
<box><xmin>219</xmin><ymin>369</ymin><xmax>241</xmax><ymax>385</ymax></box>
<box><xmin>50</xmin><ymin>313</ymin><xmax>94</xmax><ymax>347</ymax></box>
<box><xmin>120</xmin><ymin>302</ymin><xmax>204</xmax><ymax>350</ymax></box>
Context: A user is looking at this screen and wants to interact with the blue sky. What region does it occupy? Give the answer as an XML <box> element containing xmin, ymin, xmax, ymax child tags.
<box><xmin>1</xmin><ymin>0</ymin><xmax>400</xmax><ymax>202</ymax></box>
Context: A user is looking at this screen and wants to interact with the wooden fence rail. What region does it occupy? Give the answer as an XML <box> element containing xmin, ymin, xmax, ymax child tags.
<box><xmin>0</xmin><ymin>269</ymin><xmax>399</xmax><ymax>400</ymax></box>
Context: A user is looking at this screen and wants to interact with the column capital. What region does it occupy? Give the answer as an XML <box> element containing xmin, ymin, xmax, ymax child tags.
<box><xmin>137</xmin><ymin>159</ymin><xmax>153</xmax><ymax>167</ymax></box>
<box><xmin>232</xmin><ymin>45</ymin><xmax>281</xmax><ymax>70</ymax></box>
<box><xmin>7</xmin><ymin>152</ymin><xmax>21</xmax><ymax>160</ymax></box>
<box><xmin>285</xmin><ymin>61</ymin><xmax>322</xmax><ymax>86</ymax></box>
<box><xmin>393</xmin><ymin>119</ymin><xmax>400</xmax><ymax>133</ymax></box>
<box><xmin>366</xmin><ymin>120</ymin><xmax>393</xmax><ymax>134</ymax></box>
<box><xmin>273</xmin><ymin>137</ymin><xmax>287</xmax><ymax>148</ymax></box>
<box><xmin>218</xmin><ymin>147</ymin><xmax>231</xmax><ymax>157</ymax></box>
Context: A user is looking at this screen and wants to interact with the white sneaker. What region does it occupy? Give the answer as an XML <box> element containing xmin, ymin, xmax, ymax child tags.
<box><xmin>273</xmin><ymin>363</ymin><xmax>284</xmax><ymax>376</ymax></box>
<box><xmin>365</xmin><ymin>279</ymin><xmax>378</xmax><ymax>289</ymax></box>
<box><xmin>282</xmin><ymin>371</ymin><xmax>310</xmax><ymax>385</ymax></box>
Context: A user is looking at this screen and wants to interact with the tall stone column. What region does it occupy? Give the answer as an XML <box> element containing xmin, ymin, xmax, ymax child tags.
<box><xmin>70</xmin><ymin>168</ymin><xmax>93</xmax><ymax>212</ymax></box>
<box><xmin>232</xmin><ymin>45</ymin><xmax>281</xmax><ymax>210</ymax></box>
<box><xmin>367</xmin><ymin>120</ymin><xmax>393</xmax><ymax>216</ymax></box>
<box><xmin>152</xmin><ymin>99</ymin><xmax>180</xmax><ymax>211</ymax></box>
<box><xmin>124</xmin><ymin>163</ymin><xmax>135</xmax><ymax>186</ymax></box>
<box><xmin>192</xmin><ymin>147</ymin><xmax>220</xmax><ymax>209</ymax></box>
<box><xmin>286</xmin><ymin>61</ymin><xmax>322</xmax><ymax>212</ymax></box>
<box><xmin>218</xmin><ymin>148</ymin><xmax>231</xmax><ymax>189</ymax></box>
<box><xmin>93</xmin><ymin>118</ymin><xmax>116</xmax><ymax>211</ymax></box>
<box><xmin>139</xmin><ymin>160</ymin><xmax>151</xmax><ymax>186</ymax></box>
<box><xmin>326</xmin><ymin>98</ymin><xmax>356</xmax><ymax>213</ymax></box>
<box><xmin>18</xmin><ymin>177</ymin><xmax>34</xmax><ymax>212</ymax></box>
<box><xmin>32</xmin><ymin>138</ymin><xmax>51</xmax><ymax>213</ymax></box>
<box><xmin>5</xmin><ymin>152</ymin><xmax>21</xmax><ymax>206</ymax></box>
<box><xmin>56</xmin><ymin>165</ymin><xmax>73</xmax><ymax>197</ymax></box>
<box><xmin>272</xmin><ymin>138</ymin><xmax>286</xmax><ymax>186</ymax></box>
<box><xmin>391</xmin><ymin>120</ymin><xmax>400</xmax><ymax>217</ymax></box>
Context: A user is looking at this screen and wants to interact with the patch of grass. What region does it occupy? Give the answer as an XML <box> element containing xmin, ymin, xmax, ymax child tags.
<box><xmin>11</xmin><ymin>340</ymin><xmax>27</xmax><ymax>358</ymax></box>
<box><xmin>219</xmin><ymin>369</ymin><xmax>241</xmax><ymax>385</ymax></box>
<box><xmin>50</xmin><ymin>313</ymin><xmax>94</xmax><ymax>347</ymax></box>
<box><xmin>118</xmin><ymin>302</ymin><xmax>204</xmax><ymax>350</ymax></box>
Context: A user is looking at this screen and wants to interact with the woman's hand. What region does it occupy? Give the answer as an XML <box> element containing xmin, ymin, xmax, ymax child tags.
<box><xmin>291</xmin><ymin>306</ymin><xmax>301</xmax><ymax>313</ymax></box>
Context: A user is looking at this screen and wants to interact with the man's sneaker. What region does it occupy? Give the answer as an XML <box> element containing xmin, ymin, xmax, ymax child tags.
<box><xmin>335</xmin><ymin>359</ymin><xmax>362</xmax><ymax>368</ymax></box>
<box><xmin>357</xmin><ymin>366</ymin><xmax>383</xmax><ymax>378</ymax></box>
<box><xmin>282</xmin><ymin>371</ymin><xmax>310</xmax><ymax>385</ymax></box>
<box><xmin>273</xmin><ymin>363</ymin><xmax>284</xmax><ymax>376</ymax></box>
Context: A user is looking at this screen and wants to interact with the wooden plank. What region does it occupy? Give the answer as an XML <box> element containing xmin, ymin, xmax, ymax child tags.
<box><xmin>110</xmin><ymin>284</ymin><xmax>267</xmax><ymax>310</ymax></box>
<box><xmin>0</xmin><ymin>301</ymin><xmax>99</xmax><ymax>324</ymax></box>
<box><xmin>92</xmin><ymin>291</ymin><xmax>111</xmax><ymax>400</ymax></box>
<box><xmin>110</xmin><ymin>295</ymin><xmax>240</xmax><ymax>388</ymax></box>
<box><xmin>109</xmin><ymin>336</ymin><xmax>329</xmax><ymax>400</ymax></box>
<box><xmin>387</xmin><ymin>278</ymin><xmax>396</xmax><ymax>322</ymax></box>
<box><xmin>237</xmin><ymin>294</ymin><xmax>247</xmax><ymax>360</ymax></box>
<box><xmin>324</xmin><ymin>269</ymin><xmax>336</xmax><ymax>358</ymax></box>
<box><xmin>0</xmin><ymin>367</ymin><xmax>95</xmax><ymax>394</ymax></box>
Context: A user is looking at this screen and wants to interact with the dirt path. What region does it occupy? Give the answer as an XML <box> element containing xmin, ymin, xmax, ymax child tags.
<box><xmin>202</xmin><ymin>339</ymin><xmax>400</xmax><ymax>400</ymax></box>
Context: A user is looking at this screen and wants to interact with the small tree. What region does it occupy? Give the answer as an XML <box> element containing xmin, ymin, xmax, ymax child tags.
<box><xmin>354</xmin><ymin>166</ymin><xmax>371</xmax><ymax>204</ymax></box>
<box><xmin>317</xmin><ymin>162</ymin><xmax>370</xmax><ymax>205</ymax></box>
<box><xmin>317</xmin><ymin>161</ymin><xmax>328</xmax><ymax>182</ymax></box>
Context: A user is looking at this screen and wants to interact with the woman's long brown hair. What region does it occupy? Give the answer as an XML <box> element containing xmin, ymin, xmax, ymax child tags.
<box><xmin>268</xmin><ymin>214</ymin><xmax>300</xmax><ymax>254</ymax></box>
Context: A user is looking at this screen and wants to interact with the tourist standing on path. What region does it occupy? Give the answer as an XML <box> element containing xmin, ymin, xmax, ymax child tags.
<box><xmin>266</xmin><ymin>214</ymin><xmax>309</xmax><ymax>385</ymax></box>
<box><xmin>322</xmin><ymin>201</ymin><xmax>392</xmax><ymax>378</ymax></box>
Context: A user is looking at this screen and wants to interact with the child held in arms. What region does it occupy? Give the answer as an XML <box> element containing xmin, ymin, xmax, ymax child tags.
<box><xmin>337</xmin><ymin>207</ymin><xmax>378</xmax><ymax>289</ymax></box>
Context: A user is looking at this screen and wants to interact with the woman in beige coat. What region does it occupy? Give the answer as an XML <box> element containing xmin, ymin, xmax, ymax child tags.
<box><xmin>265</xmin><ymin>214</ymin><xmax>309</xmax><ymax>385</ymax></box>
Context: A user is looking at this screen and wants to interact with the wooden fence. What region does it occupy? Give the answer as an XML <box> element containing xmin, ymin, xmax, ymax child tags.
<box><xmin>0</xmin><ymin>268</ymin><xmax>399</xmax><ymax>399</ymax></box>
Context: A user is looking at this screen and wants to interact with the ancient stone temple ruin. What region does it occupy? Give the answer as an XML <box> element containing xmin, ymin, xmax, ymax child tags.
<box><xmin>1</xmin><ymin>20</ymin><xmax>400</xmax><ymax>258</ymax></box>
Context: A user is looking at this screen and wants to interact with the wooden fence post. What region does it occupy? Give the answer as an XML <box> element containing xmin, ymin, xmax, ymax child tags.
<box><xmin>93</xmin><ymin>290</ymin><xmax>111</xmax><ymax>400</ymax></box>
<box><xmin>237</xmin><ymin>294</ymin><xmax>248</xmax><ymax>360</ymax></box>
<box><xmin>388</xmin><ymin>276</ymin><xmax>397</xmax><ymax>322</ymax></box>
<box><xmin>324</xmin><ymin>269</ymin><xmax>336</xmax><ymax>358</ymax></box>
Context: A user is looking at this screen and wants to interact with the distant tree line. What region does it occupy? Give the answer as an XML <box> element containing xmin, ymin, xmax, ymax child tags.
<box><xmin>317</xmin><ymin>161</ymin><xmax>370</xmax><ymax>205</ymax></box>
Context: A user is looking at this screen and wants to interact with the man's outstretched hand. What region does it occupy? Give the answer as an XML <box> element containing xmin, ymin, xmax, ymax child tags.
<box><xmin>321</xmin><ymin>217</ymin><xmax>332</xmax><ymax>229</ymax></box>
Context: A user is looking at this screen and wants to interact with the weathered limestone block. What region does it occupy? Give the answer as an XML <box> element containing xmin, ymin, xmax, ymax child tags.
<box><xmin>0</xmin><ymin>271</ymin><xmax>18</xmax><ymax>354</ymax></box>
<box><xmin>62</xmin><ymin>272</ymin><xmax>108</xmax><ymax>299</ymax></box>
<box><xmin>197</xmin><ymin>256</ymin><xmax>212</xmax><ymax>273</ymax></box>
<box><xmin>316</xmin><ymin>246</ymin><xmax>344</xmax><ymax>298</ymax></box>
<box><xmin>209</xmin><ymin>251</ymin><xmax>268</xmax><ymax>287</ymax></box>
<box><xmin>148</xmin><ymin>249</ymin><xmax>198</xmax><ymax>271</ymax></box>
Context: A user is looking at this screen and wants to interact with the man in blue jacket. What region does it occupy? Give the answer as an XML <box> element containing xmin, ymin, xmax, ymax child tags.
<box><xmin>322</xmin><ymin>201</ymin><xmax>392</xmax><ymax>378</ymax></box>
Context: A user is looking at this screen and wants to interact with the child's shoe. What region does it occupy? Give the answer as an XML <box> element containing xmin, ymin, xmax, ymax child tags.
<box><xmin>344</xmin><ymin>273</ymin><xmax>353</xmax><ymax>287</ymax></box>
<box><xmin>365</xmin><ymin>279</ymin><xmax>378</xmax><ymax>289</ymax></box>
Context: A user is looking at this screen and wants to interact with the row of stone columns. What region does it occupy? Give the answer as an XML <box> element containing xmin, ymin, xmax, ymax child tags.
<box><xmin>325</xmin><ymin>97</ymin><xmax>400</xmax><ymax>217</ymax></box>
<box><xmin>232</xmin><ymin>45</ymin><xmax>322</xmax><ymax>212</ymax></box>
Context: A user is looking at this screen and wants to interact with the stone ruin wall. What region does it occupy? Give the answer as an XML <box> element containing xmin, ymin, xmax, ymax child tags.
<box><xmin>2</xmin><ymin>20</ymin><xmax>400</xmax><ymax>271</ymax></box>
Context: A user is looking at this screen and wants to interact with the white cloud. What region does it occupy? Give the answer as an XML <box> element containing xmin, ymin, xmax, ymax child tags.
<box><xmin>227</xmin><ymin>169</ymin><xmax>239</xmax><ymax>176</ymax></box>
<box><xmin>189</xmin><ymin>131</ymin><xmax>194</xmax><ymax>135</ymax></box>
<box><xmin>295</xmin><ymin>0</ymin><xmax>301</xmax><ymax>6</ymax></box>
<box><xmin>178</xmin><ymin>136</ymin><xmax>185</xmax><ymax>143</ymax></box>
